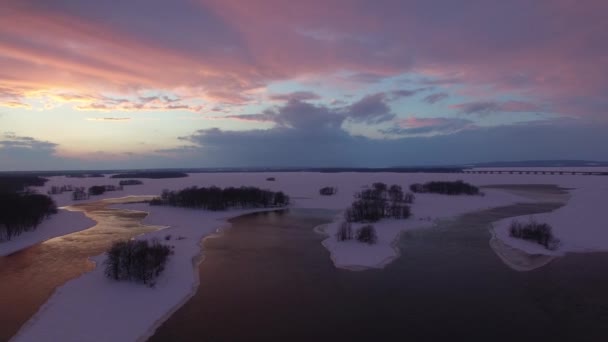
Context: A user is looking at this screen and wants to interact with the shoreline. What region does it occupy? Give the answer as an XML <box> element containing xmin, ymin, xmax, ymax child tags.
<box><xmin>488</xmin><ymin>228</ymin><xmax>558</xmax><ymax>271</ymax></box>
<box><xmin>1</xmin><ymin>195</ymin><xmax>157</xmax><ymax>257</ymax></box>
<box><xmin>9</xmin><ymin>198</ymin><xmax>164</xmax><ymax>342</ymax></box>
<box><xmin>0</xmin><ymin>209</ymin><xmax>95</xmax><ymax>257</ymax></box>
<box><xmin>316</xmin><ymin>187</ymin><xmax>536</xmax><ymax>271</ymax></box>
<box><xmin>315</xmin><ymin>220</ymin><xmax>412</xmax><ymax>271</ymax></box>
<box><xmin>10</xmin><ymin>202</ymin><xmax>289</xmax><ymax>342</ymax></box>
<box><xmin>135</xmin><ymin>219</ymin><xmax>231</xmax><ymax>342</ymax></box>
<box><xmin>7</xmin><ymin>172</ymin><xmax>605</xmax><ymax>341</ymax></box>
<box><xmin>130</xmin><ymin>207</ymin><xmax>290</xmax><ymax>342</ymax></box>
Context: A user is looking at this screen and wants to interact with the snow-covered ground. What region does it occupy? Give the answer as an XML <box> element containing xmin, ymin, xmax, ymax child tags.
<box><xmin>318</xmin><ymin>189</ymin><xmax>529</xmax><ymax>270</ymax></box>
<box><xmin>11</xmin><ymin>203</ymin><xmax>282</xmax><ymax>342</ymax></box>
<box><xmin>0</xmin><ymin>209</ymin><xmax>95</xmax><ymax>257</ymax></box>
<box><xmin>492</xmin><ymin>185</ymin><xmax>608</xmax><ymax>256</ymax></box>
<box><xmin>22</xmin><ymin>171</ymin><xmax>608</xmax><ymax>264</ymax></box>
<box><xmin>8</xmin><ymin>171</ymin><xmax>608</xmax><ymax>341</ymax></box>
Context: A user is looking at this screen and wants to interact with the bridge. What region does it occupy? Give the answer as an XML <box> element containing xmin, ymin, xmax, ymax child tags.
<box><xmin>462</xmin><ymin>170</ymin><xmax>608</xmax><ymax>176</ymax></box>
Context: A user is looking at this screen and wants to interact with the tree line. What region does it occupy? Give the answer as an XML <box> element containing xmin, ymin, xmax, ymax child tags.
<box><xmin>104</xmin><ymin>239</ymin><xmax>172</xmax><ymax>286</ymax></box>
<box><xmin>319</xmin><ymin>186</ymin><xmax>337</xmax><ymax>196</ymax></box>
<box><xmin>509</xmin><ymin>219</ymin><xmax>560</xmax><ymax>250</ymax></box>
<box><xmin>410</xmin><ymin>180</ymin><xmax>480</xmax><ymax>195</ymax></box>
<box><xmin>0</xmin><ymin>191</ymin><xmax>57</xmax><ymax>241</ymax></box>
<box><xmin>0</xmin><ymin>175</ymin><xmax>47</xmax><ymax>193</ymax></box>
<box><xmin>150</xmin><ymin>186</ymin><xmax>290</xmax><ymax>210</ymax></box>
<box><xmin>0</xmin><ymin>176</ymin><xmax>56</xmax><ymax>241</ymax></box>
<box><xmin>345</xmin><ymin>183</ymin><xmax>413</xmax><ymax>223</ymax></box>
<box><xmin>119</xmin><ymin>180</ymin><xmax>143</xmax><ymax>186</ymax></box>
<box><xmin>336</xmin><ymin>221</ymin><xmax>378</xmax><ymax>244</ymax></box>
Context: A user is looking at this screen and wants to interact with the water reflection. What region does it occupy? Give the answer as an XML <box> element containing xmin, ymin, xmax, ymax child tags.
<box><xmin>489</xmin><ymin>234</ymin><xmax>556</xmax><ymax>271</ymax></box>
<box><xmin>0</xmin><ymin>196</ymin><xmax>161</xmax><ymax>341</ymax></box>
<box><xmin>151</xmin><ymin>203</ymin><xmax>608</xmax><ymax>342</ymax></box>
<box><xmin>482</xmin><ymin>184</ymin><xmax>570</xmax><ymax>271</ymax></box>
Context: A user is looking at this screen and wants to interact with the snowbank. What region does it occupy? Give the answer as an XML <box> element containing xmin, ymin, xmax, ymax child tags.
<box><xmin>11</xmin><ymin>203</ymin><xmax>284</xmax><ymax>342</ymax></box>
<box><xmin>491</xmin><ymin>184</ymin><xmax>608</xmax><ymax>257</ymax></box>
<box><xmin>0</xmin><ymin>209</ymin><xmax>95</xmax><ymax>257</ymax></box>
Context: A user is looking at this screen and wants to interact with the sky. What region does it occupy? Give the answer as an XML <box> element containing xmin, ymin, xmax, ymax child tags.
<box><xmin>1</xmin><ymin>0</ymin><xmax>607</xmax><ymax>170</ymax></box>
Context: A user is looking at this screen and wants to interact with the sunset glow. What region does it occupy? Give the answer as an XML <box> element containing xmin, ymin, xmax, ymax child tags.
<box><xmin>1</xmin><ymin>0</ymin><xmax>607</xmax><ymax>170</ymax></box>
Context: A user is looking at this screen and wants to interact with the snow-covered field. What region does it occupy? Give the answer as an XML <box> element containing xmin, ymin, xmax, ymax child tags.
<box><xmin>6</xmin><ymin>171</ymin><xmax>608</xmax><ymax>342</ymax></box>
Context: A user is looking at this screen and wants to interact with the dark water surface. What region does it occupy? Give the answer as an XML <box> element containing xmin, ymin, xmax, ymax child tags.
<box><xmin>150</xmin><ymin>203</ymin><xmax>608</xmax><ymax>342</ymax></box>
<box><xmin>0</xmin><ymin>197</ymin><xmax>160</xmax><ymax>342</ymax></box>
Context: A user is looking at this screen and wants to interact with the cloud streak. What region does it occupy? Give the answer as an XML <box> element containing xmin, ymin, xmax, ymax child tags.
<box><xmin>0</xmin><ymin>0</ymin><xmax>604</xmax><ymax>118</ymax></box>
<box><xmin>86</xmin><ymin>117</ymin><xmax>131</xmax><ymax>122</ymax></box>
<box><xmin>382</xmin><ymin>117</ymin><xmax>475</xmax><ymax>136</ymax></box>
<box><xmin>451</xmin><ymin>100</ymin><xmax>544</xmax><ymax>116</ymax></box>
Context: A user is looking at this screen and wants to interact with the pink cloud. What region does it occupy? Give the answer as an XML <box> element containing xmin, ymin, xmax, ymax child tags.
<box><xmin>0</xmin><ymin>0</ymin><xmax>606</xmax><ymax>119</ymax></box>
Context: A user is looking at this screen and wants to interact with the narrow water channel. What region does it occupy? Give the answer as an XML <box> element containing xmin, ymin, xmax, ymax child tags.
<box><xmin>0</xmin><ymin>197</ymin><xmax>161</xmax><ymax>342</ymax></box>
<box><xmin>150</xmin><ymin>202</ymin><xmax>608</xmax><ymax>342</ymax></box>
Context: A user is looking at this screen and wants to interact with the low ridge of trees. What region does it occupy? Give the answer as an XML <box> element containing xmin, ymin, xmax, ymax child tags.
<box><xmin>72</xmin><ymin>187</ymin><xmax>89</xmax><ymax>201</ymax></box>
<box><xmin>336</xmin><ymin>221</ymin><xmax>353</xmax><ymax>241</ymax></box>
<box><xmin>0</xmin><ymin>191</ymin><xmax>57</xmax><ymax>241</ymax></box>
<box><xmin>119</xmin><ymin>180</ymin><xmax>143</xmax><ymax>186</ymax></box>
<box><xmin>409</xmin><ymin>180</ymin><xmax>480</xmax><ymax>195</ymax></box>
<box><xmin>110</xmin><ymin>172</ymin><xmax>188</xmax><ymax>179</ymax></box>
<box><xmin>404</xmin><ymin>192</ymin><xmax>415</xmax><ymax>204</ymax></box>
<box><xmin>104</xmin><ymin>239</ymin><xmax>172</xmax><ymax>286</ymax></box>
<box><xmin>66</xmin><ymin>173</ymin><xmax>105</xmax><ymax>178</ymax></box>
<box><xmin>320</xmin><ymin>187</ymin><xmax>337</xmax><ymax>196</ymax></box>
<box><xmin>0</xmin><ymin>176</ymin><xmax>48</xmax><ymax>193</ymax></box>
<box><xmin>48</xmin><ymin>185</ymin><xmax>74</xmax><ymax>195</ymax></box>
<box><xmin>266</xmin><ymin>177</ymin><xmax>276</xmax><ymax>181</ymax></box>
<box><xmin>150</xmin><ymin>186</ymin><xmax>290</xmax><ymax>210</ymax></box>
<box><xmin>509</xmin><ymin>219</ymin><xmax>560</xmax><ymax>250</ymax></box>
<box><xmin>88</xmin><ymin>184</ymin><xmax>123</xmax><ymax>196</ymax></box>
<box><xmin>345</xmin><ymin>183</ymin><xmax>412</xmax><ymax>223</ymax></box>
<box><xmin>356</xmin><ymin>225</ymin><xmax>377</xmax><ymax>244</ymax></box>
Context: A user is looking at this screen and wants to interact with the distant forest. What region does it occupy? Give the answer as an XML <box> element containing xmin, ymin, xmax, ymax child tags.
<box><xmin>0</xmin><ymin>176</ymin><xmax>57</xmax><ymax>241</ymax></box>
<box><xmin>111</xmin><ymin>172</ymin><xmax>188</xmax><ymax>179</ymax></box>
<box><xmin>410</xmin><ymin>181</ymin><xmax>480</xmax><ymax>195</ymax></box>
<box><xmin>151</xmin><ymin>186</ymin><xmax>290</xmax><ymax>210</ymax></box>
<box><xmin>0</xmin><ymin>176</ymin><xmax>48</xmax><ymax>193</ymax></box>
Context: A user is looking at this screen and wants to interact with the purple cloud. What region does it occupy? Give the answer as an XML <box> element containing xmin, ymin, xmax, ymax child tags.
<box><xmin>269</xmin><ymin>91</ymin><xmax>321</xmax><ymax>102</ymax></box>
<box><xmin>423</xmin><ymin>92</ymin><xmax>449</xmax><ymax>104</ymax></box>
<box><xmin>452</xmin><ymin>100</ymin><xmax>543</xmax><ymax>116</ymax></box>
